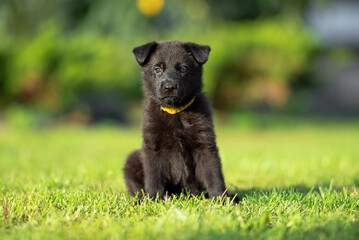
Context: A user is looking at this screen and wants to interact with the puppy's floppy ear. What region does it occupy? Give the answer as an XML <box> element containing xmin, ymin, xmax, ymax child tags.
<box><xmin>184</xmin><ymin>42</ymin><xmax>211</xmax><ymax>65</ymax></box>
<box><xmin>133</xmin><ymin>41</ymin><xmax>158</xmax><ymax>66</ymax></box>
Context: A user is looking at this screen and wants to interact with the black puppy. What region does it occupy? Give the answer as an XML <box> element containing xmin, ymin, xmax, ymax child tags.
<box><xmin>124</xmin><ymin>40</ymin><xmax>234</xmax><ymax>201</ymax></box>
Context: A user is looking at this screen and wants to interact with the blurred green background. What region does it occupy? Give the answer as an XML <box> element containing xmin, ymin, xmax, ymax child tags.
<box><xmin>0</xmin><ymin>0</ymin><xmax>358</xmax><ymax>126</ymax></box>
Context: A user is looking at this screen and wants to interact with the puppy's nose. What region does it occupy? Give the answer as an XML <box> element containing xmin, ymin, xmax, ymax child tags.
<box><xmin>163</xmin><ymin>82</ymin><xmax>177</xmax><ymax>92</ymax></box>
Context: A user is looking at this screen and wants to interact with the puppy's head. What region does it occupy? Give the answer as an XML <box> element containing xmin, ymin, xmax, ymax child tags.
<box><xmin>133</xmin><ymin>40</ymin><xmax>210</xmax><ymax>107</ymax></box>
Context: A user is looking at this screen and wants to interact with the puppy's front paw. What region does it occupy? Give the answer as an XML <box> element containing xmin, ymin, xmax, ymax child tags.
<box><xmin>226</xmin><ymin>193</ymin><xmax>240</xmax><ymax>204</ymax></box>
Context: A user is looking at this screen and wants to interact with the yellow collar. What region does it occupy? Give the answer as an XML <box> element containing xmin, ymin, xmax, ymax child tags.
<box><xmin>161</xmin><ymin>97</ymin><xmax>195</xmax><ymax>114</ymax></box>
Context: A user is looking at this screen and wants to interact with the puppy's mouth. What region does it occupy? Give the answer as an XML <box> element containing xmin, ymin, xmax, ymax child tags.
<box><xmin>158</xmin><ymin>96</ymin><xmax>182</xmax><ymax>107</ymax></box>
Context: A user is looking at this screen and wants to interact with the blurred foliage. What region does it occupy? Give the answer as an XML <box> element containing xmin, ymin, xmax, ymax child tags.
<box><xmin>0</xmin><ymin>0</ymin><xmax>317</xmax><ymax>119</ymax></box>
<box><xmin>0</xmin><ymin>23</ymin><xmax>140</xmax><ymax>111</ymax></box>
<box><xmin>197</xmin><ymin>21</ymin><xmax>316</xmax><ymax>109</ymax></box>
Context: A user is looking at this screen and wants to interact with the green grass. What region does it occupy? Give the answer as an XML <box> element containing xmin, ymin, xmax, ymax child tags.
<box><xmin>1</xmin><ymin>121</ymin><xmax>359</xmax><ymax>239</ymax></box>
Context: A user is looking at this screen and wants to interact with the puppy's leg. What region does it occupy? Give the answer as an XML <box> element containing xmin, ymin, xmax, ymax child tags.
<box><xmin>124</xmin><ymin>150</ymin><xmax>144</xmax><ymax>198</ymax></box>
<box><xmin>194</xmin><ymin>149</ymin><xmax>226</xmax><ymax>199</ymax></box>
<box><xmin>142</xmin><ymin>151</ymin><xmax>166</xmax><ymax>199</ymax></box>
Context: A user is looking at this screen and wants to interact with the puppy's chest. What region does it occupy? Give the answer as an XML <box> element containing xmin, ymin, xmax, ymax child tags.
<box><xmin>144</xmin><ymin>112</ymin><xmax>213</xmax><ymax>152</ymax></box>
<box><xmin>157</xmin><ymin>115</ymin><xmax>202</xmax><ymax>151</ymax></box>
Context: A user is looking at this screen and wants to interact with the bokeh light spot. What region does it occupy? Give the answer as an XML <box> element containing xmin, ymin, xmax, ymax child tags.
<box><xmin>137</xmin><ymin>0</ymin><xmax>164</xmax><ymax>16</ymax></box>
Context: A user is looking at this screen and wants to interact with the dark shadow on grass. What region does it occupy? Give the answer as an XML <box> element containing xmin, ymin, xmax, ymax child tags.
<box><xmin>228</xmin><ymin>180</ymin><xmax>358</xmax><ymax>201</ymax></box>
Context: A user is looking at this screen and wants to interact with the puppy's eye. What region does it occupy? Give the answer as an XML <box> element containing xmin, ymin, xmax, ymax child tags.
<box><xmin>154</xmin><ymin>66</ymin><xmax>162</xmax><ymax>74</ymax></box>
<box><xmin>179</xmin><ymin>66</ymin><xmax>188</xmax><ymax>73</ymax></box>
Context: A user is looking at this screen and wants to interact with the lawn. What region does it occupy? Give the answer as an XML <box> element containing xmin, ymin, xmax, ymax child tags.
<box><xmin>1</xmin><ymin>119</ymin><xmax>359</xmax><ymax>239</ymax></box>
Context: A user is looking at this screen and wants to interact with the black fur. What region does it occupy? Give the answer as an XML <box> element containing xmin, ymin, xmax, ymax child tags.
<box><xmin>124</xmin><ymin>40</ymin><xmax>235</xmax><ymax>201</ymax></box>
